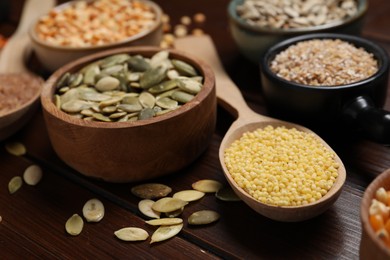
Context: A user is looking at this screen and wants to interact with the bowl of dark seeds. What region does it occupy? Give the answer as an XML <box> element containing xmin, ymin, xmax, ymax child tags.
<box><xmin>41</xmin><ymin>46</ymin><xmax>216</xmax><ymax>182</ymax></box>
<box><xmin>228</xmin><ymin>0</ymin><xmax>367</xmax><ymax>63</ymax></box>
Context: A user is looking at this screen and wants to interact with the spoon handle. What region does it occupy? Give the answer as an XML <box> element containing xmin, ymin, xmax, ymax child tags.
<box><xmin>0</xmin><ymin>0</ymin><xmax>55</xmax><ymax>74</ymax></box>
<box><xmin>174</xmin><ymin>35</ymin><xmax>261</xmax><ymax>121</ymax></box>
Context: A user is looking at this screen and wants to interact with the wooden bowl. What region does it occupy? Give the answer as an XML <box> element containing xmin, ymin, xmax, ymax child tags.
<box><xmin>0</xmin><ymin>74</ymin><xmax>43</xmax><ymax>141</ymax></box>
<box><xmin>29</xmin><ymin>0</ymin><xmax>163</xmax><ymax>72</ymax></box>
<box><xmin>360</xmin><ymin>169</ymin><xmax>390</xmax><ymax>259</ymax></box>
<box><xmin>40</xmin><ymin>46</ymin><xmax>216</xmax><ymax>183</ymax></box>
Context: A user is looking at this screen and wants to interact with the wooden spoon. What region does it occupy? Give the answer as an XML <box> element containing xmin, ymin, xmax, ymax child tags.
<box><xmin>0</xmin><ymin>0</ymin><xmax>54</xmax><ymax>140</ymax></box>
<box><xmin>174</xmin><ymin>35</ymin><xmax>346</xmax><ymax>222</ymax></box>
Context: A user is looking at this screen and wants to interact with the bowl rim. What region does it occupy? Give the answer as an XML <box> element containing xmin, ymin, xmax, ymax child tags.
<box><xmin>360</xmin><ymin>168</ymin><xmax>390</xmax><ymax>256</ymax></box>
<box><xmin>228</xmin><ymin>0</ymin><xmax>368</xmax><ymax>35</ymax></box>
<box><xmin>261</xmin><ymin>33</ymin><xmax>390</xmax><ymax>91</ymax></box>
<box><xmin>40</xmin><ymin>46</ymin><xmax>215</xmax><ymax>129</ymax></box>
<box><xmin>29</xmin><ymin>0</ymin><xmax>163</xmax><ymax>52</ymax></box>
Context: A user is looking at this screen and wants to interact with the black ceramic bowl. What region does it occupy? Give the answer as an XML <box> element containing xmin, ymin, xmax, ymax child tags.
<box><xmin>260</xmin><ymin>33</ymin><xmax>390</xmax><ymax>143</ymax></box>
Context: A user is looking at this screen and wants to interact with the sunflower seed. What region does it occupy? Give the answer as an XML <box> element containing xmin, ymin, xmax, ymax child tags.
<box><xmin>23</xmin><ymin>165</ymin><xmax>43</xmax><ymax>186</ymax></box>
<box><xmin>82</xmin><ymin>198</ymin><xmax>105</xmax><ymax>222</ymax></box>
<box><xmin>138</xmin><ymin>199</ymin><xmax>161</xmax><ymax>219</ymax></box>
<box><xmin>150</xmin><ymin>223</ymin><xmax>183</xmax><ymax>244</ymax></box>
<box><xmin>192</xmin><ymin>180</ymin><xmax>223</xmax><ymax>193</ymax></box>
<box><xmin>173</xmin><ymin>190</ymin><xmax>205</xmax><ymax>202</ymax></box>
<box><xmin>65</xmin><ymin>214</ymin><xmax>84</xmax><ymax>236</ymax></box>
<box><xmin>114</xmin><ymin>227</ymin><xmax>149</xmax><ymax>242</ymax></box>
<box><xmin>188</xmin><ymin>210</ymin><xmax>220</xmax><ymax>225</ymax></box>
<box><xmin>8</xmin><ymin>176</ymin><xmax>23</xmax><ymax>194</ymax></box>
<box><xmin>5</xmin><ymin>142</ymin><xmax>26</xmax><ymax>156</ymax></box>
<box><xmin>152</xmin><ymin>197</ymin><xmax>188</xmax><ymax>213</ymax></box>
<box><xmin>131</xmin><ymin>183</ymin><xmax>172</xmax><ymax>199</ymax></box>
<box><xmin>145</xmin><ymin>218</ymin><xmax>183</xmax><ymax>226</ymax></box>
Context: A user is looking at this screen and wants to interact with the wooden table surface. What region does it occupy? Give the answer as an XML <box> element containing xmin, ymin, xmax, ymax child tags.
<box><xmin>1</xmin><ymin>0</ymin><xmax>390</xmax><ymax>259</ymax></box>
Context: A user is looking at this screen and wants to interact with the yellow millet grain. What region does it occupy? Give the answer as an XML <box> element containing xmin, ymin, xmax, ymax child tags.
<box><xmin>224</xmin><ymin>125</ymin><xmax>339</xmax><ymax>207</ymax></box>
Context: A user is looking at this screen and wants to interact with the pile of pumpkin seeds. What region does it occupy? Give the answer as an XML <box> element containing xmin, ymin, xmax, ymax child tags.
<box><xmin>54</xmin><ymin>50</ymin><xmax>204</xmax><ymax>122</ymax></box>
<box><xmin>115</xmin><ymin>179</ymin><xmax>240</xmax><ymax>244</ymax></box>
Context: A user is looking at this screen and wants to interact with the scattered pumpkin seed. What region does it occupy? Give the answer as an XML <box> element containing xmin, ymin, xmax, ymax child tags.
<box><xmin>173</xmin><ymin>190</ymin><xmax>205</xmax><ymax>202</ymax></box>
<box><xmin>192</xmin><ymin>179</ymin><xmax>223</xmax><ymax>193</ymax></box>
<box><xmin>165</xmin><ymin>207</ymin><xmax>184</xmax><ymax>218</ymax></box>
<box><xmin>150</xmin><ymin>223</ymin><xmax>183</xmax><ymax>244</ymax></box>
<box><xmin>8</xmin><ymin>176</ymin><xmax>23</xmax><ymax>194</ymax></box>
<box><xmin>5</xmin><ymin>142</ymin><xmax>26</xmax><ymax>156</ymax></box>
<box><xmin>65</xmin><ymin>214</ymin><xmax>84</xmax><ymax>236</ymax></box>
<box><xmin>215</xmin><ymin>186</ymin><xmax>241</xmax><ymax>202</ymax></box>
<box><xmin>23</xmin><ymin>165</ymin><xmax>43</xmax><ymax>186</ymax></box>
<box><xmin>145</xmin><ymin>218</ymin><xmax>183</xmax><ymax>226</ymax></box>
<box><xmin>131</xmin><ymin>183</ymin><xmax>172</xmax><ymax>199</ymax></box>
<box><xmin>82</xmin><ymin>198</ymin><xmax>105</xmax><ymax>222</ymax></box>
<box><xmin>152</xmin><ymin>197</ymin><xmax>188</xmax><ymax>213</ymax></box>
<box><xmin>114</xmin><ymin>227</ymin><xmax>149</xmax><ymax>242</ymax></box>
<box><xmin>188</xmin><ymin>210</ymin><xmax>220</xmax><ymax>225</ymax></box>
<box><xmin>138</xmin><ymin>199</ymin><xmax>161</xmax><ymax>219</ymax></box>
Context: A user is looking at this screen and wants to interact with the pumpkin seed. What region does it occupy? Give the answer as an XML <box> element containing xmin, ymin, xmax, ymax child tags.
<box><xmin>171</xmin><ymin>90</ymin><xmax>194</xmax><ymax>103</ymax></box>
<box><xmin>57</xmin><ymin>72</ymin><xmax>71</xmax><ymax>88</ymax></box>
<box><xmin>138</xmin><ymin>199</ymin><xmax>161</xmax><ymax>219</ymax></box>
<box><xmin>114</xmin><ymin>227</ymin><xmax>149</xmax><ymax>242</ymax></box>
<box><xmin>0</xmin><ymin>216</ymin><xmax>2</xmax><ymax>223</ymax></box>
<box><xmin>65</xmin><ymin>214</ymin><xmax>84</xmax><ymax>236</ymax></box>
<box><xmin>148</xmin><ymin>80</ymin><xmax>178</xmax><ymax>94</ymax></box>
<box><xmin>188</xmin><ymin>210</ymin><xmax>220</xmax><ymax>225</ymax></box>
<box><xmin>81</xmin><ymin>109</ymin><xmax>95</xmax><ymax>117</ymax></box>
<box><xmin>172</xmin><ymin>59</ymin><xmax>198</xmax><ymax>76</ymax></box>
<box><xmin>177</xmin><ymin>77</ymin><xmax>202</xmax><ymax>94</ymax></box>
<box><xmin>152</xmin><ymin>197</ymin><xmax>188</xmax><ymax>213</ymax></box>
<box><xmin>216</xmin><ymin>186</ymin><xmax>241</xmax><ymax>202</ymax></box>
<box><xmin>61</xmin><ymin>100</ymin><xmax>92</xmax><ymax>113</ymax></box>
<box><xmin>127</xmin><ymin>56</ymin><xmax>150</xmax><ymax>71</ymax></box>
<box><xmin>109</xmin><ymin>111</ymin><xmax>127</xmax><ymax>119</ymax></box>
<box><xmin>102</xmin><ymin>64</ymin><xmax>123</xmax><ymax>75</ymax></box>
<box><xmin>95</xmin><ymin>76</ymin><xmax>120</xmax><ymax>92</ymax></box>
<box><xmin>140</xmin><ymin>65</ymin><xmax>168</xmax><ymax>89</ymax></box>
<box><xmin>167</xmin><ymin>69</ymin><xmax>180</xmax><ymax>79</ymax></box>
<box><xmin>165</xmin><ymin>207</ymin><xmax>184</xmax><ymax>218</ymax></box>
<box><xmin>150</xmin><ymin>50</ymin><xmax>169</xmax><ymax>68</ymax></box>
<box><xmin>101</xmin><ymin>54</ymin><xmax>130</xmax><ymax>68</ymax></box>
<box><xmin>92</xmin><ymin>113</ymin><xmax>111</xmax><ymax>122</ymax></box>
<box><xmin>172</xmin><ymin>190</ymin><xmax>205</xmax><ymax>202</ymax></box>
<box><xmin>156</xmin><ymin>97</ymin><xmax>178</xmax><ymax>110</ymax></box>
<box><xmin>117</xmin><ymin>104</ymin><xmax>142</xmax><ymax>113</ymax></box>
<box><xmin>192</xmin><ymin>180</ymin><xmax>223</xmax><ymax>193</ymax></box>
<box><xmin>69</xmin><ymin>73</ymin><xmax>83</xmax><ymax>87</ymax></box>
<box><xmin>82</xmin><ymin>198</ymin><xmax>105</xmax><ymax>222</ymax></box>
<box><xmin>145</xmin><ymin>218</ymin><xmax>183</xmax><ymax>226</ymax></box>
<box><xmin>150</xmin><ymin>223</ymin><xmax>183</xmax><ymax>244</ymax></box>
<box><xmin>23</xmin><ymin>165</ymin><xmax>43</xmax><ymax>186</ymax></box>
<box><xmin>8</xmin><ymin>176</ymin><xmax>23</xmax><ymax>194</ymax></box>
<box><xmin>98</xmin><ymin>96</ymin><xmax>122</xmax><ymax>108</ymax></box>
<box><xmin>131</xmin><ymin>183</ymin><xmax>172</xmax><ymax>199</ymax></box>
<box><xmin>139</xmin><ymin>92</ymin><xmax>156</xmax><ymax>108</ymax></box>
<box><xmin>80</xmin><ymin>92</ymin><xmax>111</xmax><ymax>102</ymax></box>
<box><xmin>5</xmin><ymin>142</ymin><xmax>26</xmax><ymax>156</ymax></box>
<box><xmin>138</xmin><ymin>108</ymin><xmax>155</xmax><ymax>120</ymax></box>
<box><xmin>83</xmin><ymin>63</ymin><xmax>100</xmax><ymax>85</ymax></box>
<box><xmin>102</xmin><ymin>106</ymin><xmax>117</xmax><ymax>114</ymax></box>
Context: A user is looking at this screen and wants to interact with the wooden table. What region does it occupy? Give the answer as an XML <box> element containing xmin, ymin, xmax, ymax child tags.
<box><xmin>1</xmin><ymin>0</ymin><xmax>390</xmax><ymax>258</ymax></box>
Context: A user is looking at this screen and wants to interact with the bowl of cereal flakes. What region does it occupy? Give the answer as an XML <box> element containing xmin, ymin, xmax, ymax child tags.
<box><xmin>29</xmin><ymin>0</ymin><xmax>163</xmax><ymax>71</ymax></box>
<box><xmin>260</xmin><ymin>33</ymin><xmax>390</xmax><ymax>143</ymax></box>
<box><xmin>228</xmin><ymin>0</ymin><xmax>367</xmax><ymax>63</ymax></box>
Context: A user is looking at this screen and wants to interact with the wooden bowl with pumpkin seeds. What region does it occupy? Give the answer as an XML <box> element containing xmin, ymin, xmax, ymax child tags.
<box><xmin>41</xmin><ymin>46</ymin><xmax>216</xmax><ymax>182</ymax></box>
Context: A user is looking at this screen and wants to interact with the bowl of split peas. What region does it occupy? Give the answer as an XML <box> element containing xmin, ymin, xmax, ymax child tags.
<box><xmin>29</xmin><ymin>0</ymin><xmax>164</xmax><ymax>71</ymax></box>
<box><xmin>360</xmin><ymin>169</ymin><xmax>390</xmax><ymax>259</ymax></box>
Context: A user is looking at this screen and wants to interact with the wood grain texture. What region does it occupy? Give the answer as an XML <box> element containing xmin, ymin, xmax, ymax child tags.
<box><xmin>0</xmin><ymin>0</ymin><xmax>390</xmax><ymax>258</ymax></box>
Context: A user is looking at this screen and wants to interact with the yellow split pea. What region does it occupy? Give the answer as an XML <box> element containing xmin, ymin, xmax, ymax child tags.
<box><xmin>223</xmin><ymin>126</ymin><xmax>339</xmax><ymax>207</ymax></box>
